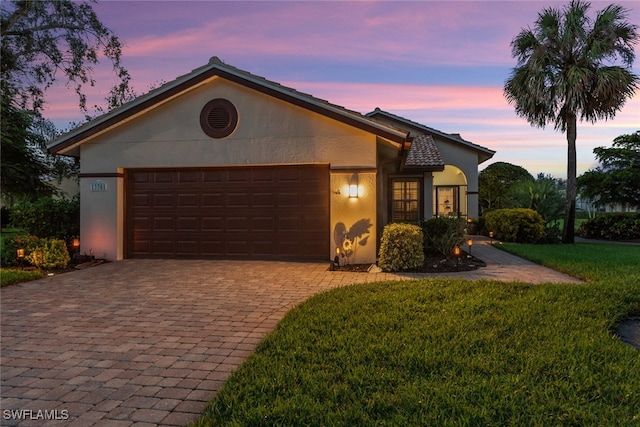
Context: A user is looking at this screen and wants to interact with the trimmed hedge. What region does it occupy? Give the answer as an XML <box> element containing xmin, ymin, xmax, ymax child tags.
<box><xmin>378</xmin><ymin>223</ymin><xmax>424</xmax><ymax>272</ymax></box>
<box><xmin>484</xmin><ymin>208</ymin><xmax>546</xmax><ymax>244</ymax></box>
<box><xmin>577</xmin><ymin>213</ymin><xmax>640</xmax><ymax>241</ymax></box>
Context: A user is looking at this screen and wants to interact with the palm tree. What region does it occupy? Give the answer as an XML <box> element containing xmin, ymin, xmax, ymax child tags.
<box><xmin>504</xmin><ymin>0</ymin><xmax>638</xmax><ymax>243</ymax></box>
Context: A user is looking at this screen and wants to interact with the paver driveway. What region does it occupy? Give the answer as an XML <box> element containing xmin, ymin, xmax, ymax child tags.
<box><xmin>1</xmin><ymin>240</ymin><xmax>582</xmax><ymax>426</ymax></box>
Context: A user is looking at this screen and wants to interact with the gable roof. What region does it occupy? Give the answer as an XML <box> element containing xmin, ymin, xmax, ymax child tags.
<box><xmin>48</xmin><ymin>57</ymin><xmax>408</xmax><ymax>156</ymax></box>
<box><xmin>366</xmin><ymin>108</ymin><xmax>495</xmax><ymax>163</ymax></box>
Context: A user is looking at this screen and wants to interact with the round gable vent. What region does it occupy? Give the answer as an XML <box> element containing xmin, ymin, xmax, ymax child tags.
<box><xmin>200</xmin><ymin>98</ymin><xmax>238</xmax><ymax>138</ymax></box>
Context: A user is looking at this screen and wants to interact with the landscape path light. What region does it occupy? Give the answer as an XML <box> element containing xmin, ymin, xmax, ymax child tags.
<box><xmin>467</xmin><ymin>238</ymin><xmax>473</xmax><ymax>255</ymax></box>
<box><xmin>16</xmin><ymin>248</ymin><xmax>25</xmax><ymax>270</ymax></box>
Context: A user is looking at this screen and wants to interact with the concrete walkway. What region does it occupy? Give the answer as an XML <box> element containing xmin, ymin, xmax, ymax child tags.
<box><xmin>1</xmin><ymin>241</ymin><xmax>582</xmax><ymax>426</ymax></box>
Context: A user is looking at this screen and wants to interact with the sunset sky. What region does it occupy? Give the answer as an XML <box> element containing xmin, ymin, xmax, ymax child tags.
<box><xmin>44</xmin><ymin>0</ymin><xmax>640</xmax><ymax>178</ymax></box>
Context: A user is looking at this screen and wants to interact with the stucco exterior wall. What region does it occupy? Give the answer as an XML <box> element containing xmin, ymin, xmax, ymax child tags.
<box><xmin>330</xmin><ymin>171</ymin><xmax>377</xmax><ymax>264</ymax></box>
<box><xmin>80</xmin><ymin>78</ymin><xmax>377</xmax><ymax>171</ymax></box>
<box><xmin>78</xmin><ymin>77</ymin><xmax>380</xmax><ymax>261</ymax></box>
<box><xmin>79</xmin><ymin>175</ymin><xmax>123</xmax><ymax>260</ymax></box>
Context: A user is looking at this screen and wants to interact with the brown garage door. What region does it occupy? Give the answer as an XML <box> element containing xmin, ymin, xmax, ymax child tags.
<box><xmin>126</xmin><ymin>165</ymin><xmax>329</xmax><ymax>260</ymax></box>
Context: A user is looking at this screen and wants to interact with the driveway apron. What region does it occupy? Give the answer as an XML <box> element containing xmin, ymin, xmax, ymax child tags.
<box><xmin>1</xmin><ymin>240</ymin><xmax>582</xmax><ymax>426</ymax></box>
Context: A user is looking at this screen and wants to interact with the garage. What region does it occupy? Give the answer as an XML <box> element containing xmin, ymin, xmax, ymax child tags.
<box><xmin>126</xmin><ymin>165</ymin><xmax>330</xmax><ymax>260</ymax></box>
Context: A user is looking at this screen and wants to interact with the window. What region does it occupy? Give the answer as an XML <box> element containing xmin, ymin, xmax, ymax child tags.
<box><xmin>436</xmin><ymin>186</ymin><xmax>459</xmax><ymax>217</ymax></box>
<box><xmin>391</xmin><ymin>179</ymin><xmax>421</xmax><ymax>222</ymax></box>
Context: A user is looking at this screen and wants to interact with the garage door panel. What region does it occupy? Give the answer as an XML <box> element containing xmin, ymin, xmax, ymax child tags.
<box><xmin>226</xmin><ymin>216</ymin><xmax>249</xmax><ymax>232</ymax></box>
<box><xmin>152</xmin><ymin>240</ymin><xmax>174</xmax><ymax>254</ymax></box>
<box><xmin>303</xmin><ymin>192</ymin><xmax>328</xmax><ymax>207</ymax></box>
<box><xmin>201</xmin><ymin>240</ymin><xmax>224</xmax><ymax>256</ymax></box>
<box><xmin>226</xmin><ymin>240</ymin><xmax>249</xmax><ymax>256</ymax></box>
<box><xmin>178</xmin><ymin>170</ymin><xmax>199</xmax><ymax>183</ymax></box>
<box><xmin>227</xmin><ymin>193</ymin><xmax>249</xmax><ymax>207</ymax></box>
<box><xmin>277</xmin><ymin>168</ymin><xmax>301</xmax><ymax>181</ymax></box>
<box><xmin>132</xmin><ymin>194</ymin><xmax>150</xmax><ymax>208</ymax></box>
<box><xmin>278</xmin><ymin>193</ymin><xmax>301</xmax><ymax>207</ymax></box>
<box><xmin>126</xmin><ymin>165</ymin><xmax>329</xmax><ymax>259</ymax></box>
<box><xmin>153</xmin><ymin>194</ymin><xmax>174</xmax><ymax>207</ymax></box>
<box><xmin>153</xmin><ymin>217</ymin><xmax>174</xmax><ymax>231</ymax></box>
<box><xmin>253</xmin><ymin>193</ymin><xmax>275</xmax><ymax>207</ymax></box>
<box><xmin>202</xmin><ymin>193</ymin><xmax>223</xmax><ymax>207</ymax></box>
<box><xmin>253</xmin><ymin>217</ymin><xmax>275</xmax><ymax>231</ymax></box>
<box><xmin>133</xmin><ymin>217</ymin><xmax>150</xmax><ymax>231</ymax></box>
<box><xmin>252</xmin><ymin>169</ymin><xmax>275</xmax><ymax>182</ymax></box>
<box><xmin>227</xmin><ymin>169</ymin><xmax>250</xmax><ymax>184</ymax></box>
<box><xmin>202</xmin><ymin>170</ymin><xmax>224</xmax><ymax>183</ymax></box>
<box><xmin>177</xmin><ymin>240</ymin><xmax>197</xmax><ymax>254</ymax></box>
<box><xmin>178</xmin><ymin>193</ymin><xmax>198</xmax><ymax>207</ymax></box>
<box><xmin>202</xmin><ymin>217</ymin><xmax>223</xmax><ymax>231</ymax></box>
<box><xmin>177</xmin><ymin>217</ymin><xmax>198</xmax><ymax>231</ymax></box>
<box><xmin>133</xmin><ymin>240</ymin><xmax>150</xmax><ymax>253</ymax></box>
<box><xmin>152</xmin><ymin>171</ymin><xmax>174</xmax><ymax>183</ymax></box>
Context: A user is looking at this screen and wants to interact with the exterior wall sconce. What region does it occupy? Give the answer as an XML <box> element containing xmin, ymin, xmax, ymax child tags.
<box><xmin>349</xmin><ymin>173</ymin><xmax>359</xmax><ymax>198</ymax></box>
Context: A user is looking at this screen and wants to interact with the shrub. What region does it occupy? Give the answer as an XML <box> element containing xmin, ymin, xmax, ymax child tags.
<box><xmin>25</xmin><ymin>238</ymin><xmax>70</xmax><ymax>269</ymax></box>
<box><xmin>10</xmin><ymin>196</ymin><xmax>79</xmax><ymax>240</ymax></box>
<box><xmin>484</xmin><ymin>208</ymin><xmax>546</xmax><ymax>243</ymax></box>
<box><xmin>378</xmin><ymin>223</ymin><xmax>424</xmax><ymax>272</ymax></box>
<box><xmin>421</xmin><ymin>217</ymin><xmax>465</xmax><ymax>256</ymax></box>
<box><xmin>577</xmin><ymin>213</ymin><xmax>640</xmax><ymax>241</ymax></box>
<box><xmin>1</xmin><ymin>234</ymin><xmax>39</xmax><ymax>267</ymax></box>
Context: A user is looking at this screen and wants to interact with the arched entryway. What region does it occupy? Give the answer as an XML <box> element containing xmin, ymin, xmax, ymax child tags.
<box><xmin>433</xmin><ymin>165</ymin><xmax>468</xmax><ymax>219</ymax></box>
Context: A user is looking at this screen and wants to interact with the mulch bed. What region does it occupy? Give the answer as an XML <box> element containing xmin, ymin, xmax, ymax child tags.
<box><xmin>331</xmin><ymin>249</ymin><xmax>486</xmax><ymax>273</ymax></box>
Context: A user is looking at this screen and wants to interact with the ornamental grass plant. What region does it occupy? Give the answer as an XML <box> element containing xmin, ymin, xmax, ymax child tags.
<box><xmin>193</xmin><ymin>243</ymin><xmax>640</xmax><ymax>426</ymax></box>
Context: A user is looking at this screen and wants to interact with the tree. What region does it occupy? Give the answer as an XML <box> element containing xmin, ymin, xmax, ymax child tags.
<box><xmin>578</xmin><ymin>131</ymin><xmax>640</xmax><ymax>209</ymax></box>
<box><xmin>506</xmin><ymin>174</ymin><xmax>565</xmax><ymax>241</ymax></box>
<box><xmin>0</xmin><ymin>96</ymin><xmax>56</xmax><ymax>202</ymax></box>
<box><xmin>1</xmin><ymin>0</ymin><xmax>131</xmax><ymax>201</ymax></box>
<box><xmin>1</xmin><ymin>0</ymin><xmax>131</xmax><ymax>113</ymax></box>
<box><xmin>504</xmin><ymin>0</ymin><xmax>638</xmax><ymax>243</ymax></box>
<box><xmin>478</xmin><ymin>162</ymin><xmax>534</xmax><ymax>213</ymax></box>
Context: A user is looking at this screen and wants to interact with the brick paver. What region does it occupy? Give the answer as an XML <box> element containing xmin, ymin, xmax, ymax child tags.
<box><xmin>1</xmin><ymin>239</ymin><xmax>582</xmax><ymax>426</ymax></box>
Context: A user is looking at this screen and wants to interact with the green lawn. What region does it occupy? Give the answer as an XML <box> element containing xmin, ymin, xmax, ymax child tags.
<box><xmin>193</xmin><ymin>243</ymin><xmax>640</xmax><ymax>426</ymax></box>
<box><xmin>1</xmin><ymin>268</ymin><xmax>45</xmax><ymax>287</ymax></box>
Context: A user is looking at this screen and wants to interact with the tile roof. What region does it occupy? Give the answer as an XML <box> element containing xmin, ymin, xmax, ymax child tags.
<box><xmin>366</xmin><ymin>108</ymin><xmax>495</xmax><ymax>159</ymax></box>
<box><xmin>404</xmin><ymin>134</ymin><xmax>445</xmax><ymax>170</ymax></box>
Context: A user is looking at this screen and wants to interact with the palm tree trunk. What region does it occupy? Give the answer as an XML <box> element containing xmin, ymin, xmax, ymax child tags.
<box><xmin>562</xmin><ymin>113</ymin><xmax>577</xmax><ymax>244</ymax></box>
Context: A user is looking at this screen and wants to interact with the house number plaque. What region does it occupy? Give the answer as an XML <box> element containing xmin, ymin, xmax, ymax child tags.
<box><xmin>90</xmin><ymin>180</ymin><xmax>107</xmax><ymax>192</ymax></box>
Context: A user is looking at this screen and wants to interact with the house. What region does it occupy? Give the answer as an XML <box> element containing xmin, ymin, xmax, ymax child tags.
<box><xmin>48</xmin><ymin>57</ymin><xmax>495</xmax><ymax>263</ymax></box>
